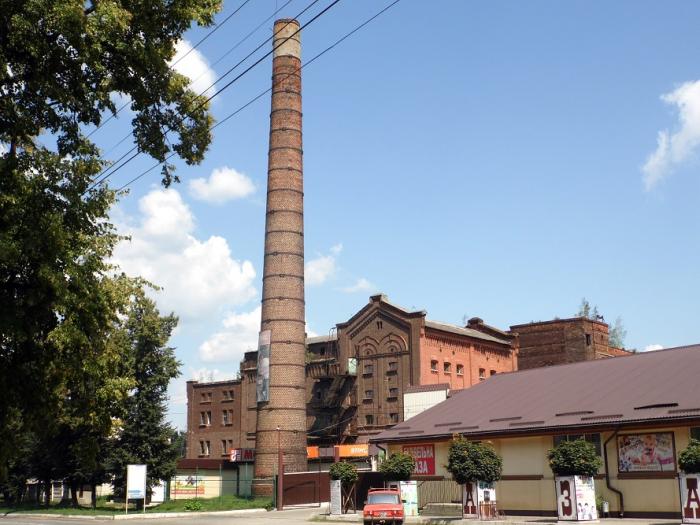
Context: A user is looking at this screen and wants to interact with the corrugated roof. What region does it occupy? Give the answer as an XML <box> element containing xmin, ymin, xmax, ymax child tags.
<box><xmin>405</xmin><ymin>383</ymin><xmax>450</xmax><ymax>394</ymax></box>
<box><xmin>425</xmin><ymin>320</ymin><xmax>511</xmax><ymax>345</ymax></box>
<box><xmin>371</xmin><ymin>344</ymin><xmax>700</xmax><ymax>443</ymax></box>
<box><xmin>307</xmin><ymin>334</ymin><xmax>337</xmax><ymax>345</ymax></box>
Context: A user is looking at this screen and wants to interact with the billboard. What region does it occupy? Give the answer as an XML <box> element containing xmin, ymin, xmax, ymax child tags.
<box><xmin>126</xmin><ymin>464</ymin><xmax>147</xmax><ymax>500</ymax></box>
<box><xmin>335</xmin><ymin>444</ymin><xmax>369</xmax><ymax>458</ymax></box>
<box><xmin>256</xmin><ymin>330</ymin><xmax>271</xmax><ymax>403</ymax></box>
<box><xmin>172</xmin><ymin>474</ymin><xmax>205</xmax><ymax>496</ymax></box>
<box><xmin>402</xmin><ymin>444</ymin><xmax>435</xmax><ymax>475</ymax></box>
<box><xmin>617</xmin><ymin>432</ymin><xmax>675</xmax><ymax>472</ymax></box>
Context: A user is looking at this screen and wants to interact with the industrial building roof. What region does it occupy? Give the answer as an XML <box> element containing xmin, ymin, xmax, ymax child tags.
<box><xmin>405</xmin><ymin>383</ymin><xmax>451</xmax><ymax>394</ymax></box>
<box><xmin>425</xmin><ymin>320</ymin><xmax>512</xmax><ymax>345</ymax></box>
<box><xmin>371</xmin><ymin>344</ymin><xmax>700</xmax><ymax>443</ymax></box>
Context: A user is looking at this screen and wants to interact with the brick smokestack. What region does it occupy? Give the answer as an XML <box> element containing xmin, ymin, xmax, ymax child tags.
<box><xmin>252</xmin><ymin>19</ymin><xmax>307</xmax><ymax>495</ymax></box>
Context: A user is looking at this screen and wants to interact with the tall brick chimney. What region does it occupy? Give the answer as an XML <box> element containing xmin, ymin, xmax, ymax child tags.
<box><xmin>252</xmin><ymin>19</ymin><xmax>307</xmax><ymax>496</ymax></box>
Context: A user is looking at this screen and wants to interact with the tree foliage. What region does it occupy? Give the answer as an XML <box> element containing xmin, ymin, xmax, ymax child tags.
<box><xmin>547</xmin><ymin>439</ymin><xmax>602</xmax><ymax>477</ymax></box>
<box><xmin>576</xmin><ymin>298</ymin><xmax>626</xmax><ymax>348</ymax></box>
<box><xmin>679</xmin><ymin>439</ymin><xmax>700</xmax><ymax>474</ymax></box>
<box><xmin>329</xmin><ymin>461</ymin><xmax>359</xmax><ymax>489</ymax></box>
<box><xmin>379</xmin><ymin>452</ymin><xmax>415</xmax><ymax>482</ymax></box>
<box><xmin>107</xmin><ymin>290</ymin><xmax>181</xmax><ymax>497</ymax></box>
<box><xmin>446</xmin><ymin>438</ymin><xmax>502</xmax><ymax>484</ymax></box>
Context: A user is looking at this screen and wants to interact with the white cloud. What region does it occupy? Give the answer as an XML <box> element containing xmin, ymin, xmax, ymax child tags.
<box><xmin>169</xmin><ymin>39</ymin><xmax>216</xmax><ymax>96</ymax></box>
<box><xmin>199</xmin><ymin>306</ymin><xmax>261</xmax><ymax>363</ymax></box>
<box><xmin>305</xmin><ymin>244</ymin><xmax>342</xmax><ymax>286</ymax></box>
<box><xmin>112</xmin><ymin>188</ymin><xmax>257</xmax><ymax>321</ymax></box>
<box><xmin>642</xmin><ymin>344</ymin><xmax>664</xmax><ymax>352</ymax></box>
<box><xmin>190</xmin><ymin>367</ymin><xmax>238</xmax><ymax>382</ymax></box>
<box><xmin>340</xmin><ymin>277</ymin><xmax>376</xmax><ymax>294</ymax></box>
<box><xmin>643</xmin><ymin>80</ymin><xmax>700</xmax><ymax>190</ymax></box>
<box><xmin>189</xmin><ymin>166</ymin><xmax>255</xmax><ymax>204</ymax></box>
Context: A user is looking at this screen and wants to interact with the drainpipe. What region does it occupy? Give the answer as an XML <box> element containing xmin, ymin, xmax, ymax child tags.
<box><xmin>604</xmin><ymin>428</ymin><xmax>624</xmax><ymax>517</ymax></box>
<box><xmin>376</xmin><ymin>444</ymin><xmax>387</xmax><ymax>486</ymax></box>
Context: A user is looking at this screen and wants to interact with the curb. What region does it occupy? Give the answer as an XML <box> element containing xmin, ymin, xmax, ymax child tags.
<box><xmin>0</xmin><ymin>507</ymin><xmax>269</xmax><ymax>521</ymax></box>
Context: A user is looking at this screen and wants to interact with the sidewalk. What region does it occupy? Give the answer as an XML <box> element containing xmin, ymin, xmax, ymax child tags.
<box><xmin>312</xmin><ymin>511</ymin><xmax>679</xmax><ymax>525</ymax></box>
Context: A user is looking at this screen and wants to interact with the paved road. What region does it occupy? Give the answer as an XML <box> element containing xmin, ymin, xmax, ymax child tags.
<box><xmin>0</xmin><ymin>506</ymin><xmax>321</xmax><ymax>525</ymax></box>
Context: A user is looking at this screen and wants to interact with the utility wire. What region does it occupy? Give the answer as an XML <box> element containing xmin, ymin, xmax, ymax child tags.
<box><xmin>113</xmin><ymin>0</ymin><xmax>403</xmax><ymax>194</ymax></box>
<box><xmin>86</xmin><ymin>0</ymin><xmax>253</xmax><ymax>139</ymax></box>
<box><xmin>87</xmin><ymin>0</ymin><xmax>330</xmax><ymax>192</ymax></box>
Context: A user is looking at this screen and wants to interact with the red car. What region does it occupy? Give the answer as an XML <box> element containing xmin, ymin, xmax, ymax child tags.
<box><xmin>363</xmin><ymin>488</ymin><xmax>404</xmax><ymax>525</ymax></box>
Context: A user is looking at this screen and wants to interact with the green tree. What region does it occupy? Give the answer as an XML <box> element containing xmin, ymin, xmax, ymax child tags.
<box><xmin>576</xmin><ymin>298</ymin><xmax>626</xmax><ymax>348</ymax></box>
<box><xmin>547</xmin><ymin>439</ymin><xmax>602</xmax><ymax>477</ymax></box>
<box><xmin>1</xmin><ymin>0</ymin><xmax>219</xmax><ymax>495</ymax></box>
<box><xmin>446</xmin><ymin>437</ymin><xmax>502</xmax><ymax>485</ymax></box>
<box><xmin>679</xmin><ymin>439</ymin><xmax>700</xmax><ymax>474</ymax></box>
<box><xmin>379</xmin><ymin>452</ymin><xmax>415</xmax><ymax>482</ymax></box>
<box><xmin>107</xmin><ymin>290</ymin><xmax>181</xmax><ymax>499</ymax></box>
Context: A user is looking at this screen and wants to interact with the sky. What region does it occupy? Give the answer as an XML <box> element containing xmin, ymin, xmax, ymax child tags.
<box><xmin>86</xmin><ymin>0</ymin><xmax>700</xmax><ymax>429</ymax></box>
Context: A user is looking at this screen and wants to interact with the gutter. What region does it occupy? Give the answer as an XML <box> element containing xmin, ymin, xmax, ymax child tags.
<box><xmin>603</xmin><ymin>427</ymin><xmax>624</xmax><ymax>517</ymax></box>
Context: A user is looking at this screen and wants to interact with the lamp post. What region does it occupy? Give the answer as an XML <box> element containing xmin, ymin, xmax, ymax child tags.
<box><xmin>276</xmin><ymin>427</ymin><xmax>283</xmax><ymax>511</ymax></box>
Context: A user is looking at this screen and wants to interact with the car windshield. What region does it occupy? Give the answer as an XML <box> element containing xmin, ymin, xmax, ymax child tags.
<box><xmin>368</xmin><ymin>494</ymin><xmax>399</xmax><ymax>504</ymax></box>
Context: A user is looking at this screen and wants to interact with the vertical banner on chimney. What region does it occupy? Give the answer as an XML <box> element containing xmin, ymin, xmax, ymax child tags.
<box><xmin>256</xmin><ymin>330</ymin><xmax>271</xmax><ymax>403</ymax></box>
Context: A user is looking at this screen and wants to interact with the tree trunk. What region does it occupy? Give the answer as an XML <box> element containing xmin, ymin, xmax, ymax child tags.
<box><xmin>91</xmin><ymin>482</ymin><xmax>97</xmax><ymax>509</ymax></box>
<box><xmin>43</xmin><ymin>478</ymin><xmax>51</xmax><ymax>507</ymax></box>
<box><xmin>70</xmin><ymin>480</ymin><xmax>79</xmax><ymax>507</ymax></box>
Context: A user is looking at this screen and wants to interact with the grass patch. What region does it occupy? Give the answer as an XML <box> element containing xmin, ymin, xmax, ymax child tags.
<box><xmin>0</xmin><ymin>495</ymin><xmax>271</xmax><ymax>516</ymax></box>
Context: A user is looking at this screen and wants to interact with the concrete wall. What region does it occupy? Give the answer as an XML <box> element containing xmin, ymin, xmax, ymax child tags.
<box><xmin>404</xmin><ymin>389</ymin><xmax>448</xmax><ymax>421</ymax></box>
<box><xmin>388</xmin><ymin>424</ymin><xmax>695</xmax><ymax>517</ymax></box>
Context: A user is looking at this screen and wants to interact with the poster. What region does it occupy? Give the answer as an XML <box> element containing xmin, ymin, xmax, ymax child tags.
<box><xmin>555</xmin><ymin>476</ymin><xmax>577</xmax><ymax>521</ymax></box>
<box><xmin>400</xmin><ymin>480</ymin><xmax>418</xmax><ymax>517</ymax></box>
<box><xmin>172</xmin><ymin>474</ymin><xmax>205</xmax><ymax>496</ymax></box>
<box><xmin>478</xmin><ymin>481</ymin><xmax>496</xmax><ymax>504</ymax></box>
<box><xmin>126</xmin><ymin>464</ymin><xmax>147</xmax><ymax>500</ymax></box>
<box><xmin>330</xmin><ymin>479</ymin><xmax>342</xmax><ymax>515</ymax></box>
<box><xmin>617</xmin><ymin>432</ymin><xmax>675</xmax><ymax>472</ymax></box>
<box><xmin>681</xmin><ymin>474</ymin><xmax>700</xmax><ymax>524</ymax></box>
<box><xmin>402</xmin><ymin>444</ymin><xmax>435</xmax><ymax>475</ymax></box>
<box><xmin>256</xmin><ymin>330</ymin><xmax>271</xmax><ymax>403</ymax></box>
<box><xmin>463</xmin><ymin>481</ymin><xmax>479</xmax><ymax>518</ymax></box>
<box><xmin>574</xmin><ymin>476</ymin><xmax>597</xmax><ymax>520</ymax></box>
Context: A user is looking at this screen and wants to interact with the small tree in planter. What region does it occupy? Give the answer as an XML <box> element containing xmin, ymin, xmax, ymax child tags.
<box><xmin>447</xmin><ymin>437</ymin><xmax>503</xmax><ymax>518</ymax></box>
<box><xmin>380</xmin><ymin>452</ymin><xmax>415</xmax><ymax>483</ymax></box>
<box><xmin>678</xmin><ymin>439</ymin><xmax>700</xmax><ymax>523</ymax></box>
<box><xmin>330</xmin><ymin>461</ymin><xmax>359</xmax><ymax>514</ymax></box>
<box><xmin>548</xmin><ymin>439</ymin><xmax>602</xmax><ymax>521</ymax></box>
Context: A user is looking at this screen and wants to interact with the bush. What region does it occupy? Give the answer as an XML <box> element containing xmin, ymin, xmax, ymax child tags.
<box><xmin>547</xmin><ymin>439</ymin><xmax>602</xmax><ymax>477</ymax></box>
<box><xmin>679</xmin><ymin>439</ymin><xmax>700</xmax><ymax>474</ymax></box>
<box><xmin>447</xmin><ymin>437</ymin><xmax>503</xmax><ymax>484</ymax></box>
<box><xmin>329</xmin><ymin>461</ymin><xmax>358</xmax><ymax>489</ymax></box>
<box><xmin>380</xmin><ymin>452</ymin><xmax>415</xmax><ymax>482</ymax></box>
<box><xmin>183</xmin><ymin>499</ymin><xmax>203</xmax><ymax>511</ymax></box>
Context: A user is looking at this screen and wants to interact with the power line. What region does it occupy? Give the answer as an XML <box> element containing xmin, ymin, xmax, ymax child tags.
<box><xmin>113</xmin><ymin>0</ymin><xmax>404</xmax><ymax>195</ymax></box>
<box><xmin>86</xmin><ymin>0</ymin><xmax>253</xmax><ymax>139</ymax></box>
<box><xmin>88</xmin><ymin>0</ymin><xmax>332</xmax><ymax>193</ymax></box>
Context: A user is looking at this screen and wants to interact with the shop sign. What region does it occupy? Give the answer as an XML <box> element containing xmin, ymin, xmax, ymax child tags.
<box><xmin>230</xmin><ymin>448</ymin><xmax>255</xmax><ymax>462</ymax></box>
<box><xmin>335</xmin><ymin>444</ymin><xmax>369</xmax><ymax>458</ymax></box>
<box><xmin>402</xmin><ymin>444</ymin><xmax>435</xmax><ymax>475</ymax></box>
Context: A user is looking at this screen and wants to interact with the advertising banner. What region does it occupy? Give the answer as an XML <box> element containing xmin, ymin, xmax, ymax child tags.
<box><xmin>230</xmin><ymin>448</ymin><xmax>255</xmax><ymax>462</ymax></box>
<box><xmin>256</xmin><ymin>330</ymin><xmax>271</xmax><ymax>403</ymax></box>
<box><xmin>402</xmin><ymin>444</ymin><xmax>435</xmax><ymax>475</ymax></box>
<box><xmin>556</xmin><ymin>476</ymin><xmax>577</xmax><ymax>521</ymax></box>
<box><xmin>617</xmin><ymin>432</ymin><xmax>675</xmax><ymax>472</ymax></box>
<box><xmin>574</xmin><ymin>476</ymin><xmax>597</xmax><ymax>520</ymax></box>
<box><xmin>172</xmin><ymin>475</ymin><xmax>205</xmax><ymax>496</ymax></box>
<box><xmin>477</xmin><ymin>481</ymin><xmax>496</xmax><ymax>504</ymax></box>
<box><xmin>126</xmin><ymin>464</ymin><xmax>147</xmax><ymax>500</ymax></box>
<box><xmin>463</xmin><ymin>481</ymin><xmax>479</xmax><ymax>518</ymax></box>
<box><xmin>400</xmin><ymin>480</ymin><xmax>418</xmax><ymax>517</ymax></box>
<box><xmin>681</xmin><ymin>474</ymin><xmax>700</xmax><ymax>524</ymax></box>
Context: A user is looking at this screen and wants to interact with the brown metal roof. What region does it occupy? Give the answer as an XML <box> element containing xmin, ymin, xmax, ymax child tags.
<box><xmin>424</xmin><ymin>320</ymin><xmax>512</xmax><ymax>346</ymax></box>
<box><xmin>371</xmin><ymin>344</ymin><xmax>700</xmax><ymax>443</ymax></box>
<box><xmin>405</xmin><ymin>383</ymin><xmax>450</xmax><ymax>394</ymax></box>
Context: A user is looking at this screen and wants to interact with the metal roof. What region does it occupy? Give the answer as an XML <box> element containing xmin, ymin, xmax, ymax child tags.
<box><xmin>425</xmin><ymin>320</ymin><xmax>512</xmax><ymax>346</ymax></box>
<box><xmin>372</xmin><ymin>344</ymin><xmax>700</xmax><ymax>443</ymax></box>
<box><xmin>405</xmin><ymin>383</ymin><xmax>450</xmax><ymax>394</ymax></box>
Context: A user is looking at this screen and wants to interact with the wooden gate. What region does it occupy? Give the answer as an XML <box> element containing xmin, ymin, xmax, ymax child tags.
<box><xmin>281</xmin><ymin>470</ymin><xmax>329</xmax><ymax>507</ymax></box>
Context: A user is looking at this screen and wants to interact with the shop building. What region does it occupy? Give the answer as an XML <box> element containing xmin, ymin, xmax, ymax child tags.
<box><xmin>372</xmin><ymin>344</ymin><xmax>700</xmax><ymax>518</ymax></box>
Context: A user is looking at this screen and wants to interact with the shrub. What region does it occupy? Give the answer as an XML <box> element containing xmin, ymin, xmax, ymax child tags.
<box><xmin>184</xmin><ymin>499</ymin><xmax>203</xmax><ymax>511</ymax></box>
<box><xmin>679</xmin><ymin>439</ymin><xmax>700</xmax><ymax>474</ymax></box>
<box><xmin>329</xmin><ymin>461</ymin><xmax>359</xmax><ymax>489</ymax></box>
<box><xmin>547</xmin><ymin>439</ymin><xmax>602</xmax><ymax>477</ymax></box>
<box><xmin>380</xmin><ymin>452</ymin><xmax>416</xmax><ymax>482</ymax></box>
<box><xmin>447</xmin><ymin>437</ymin><xmax>503</xmax><ymax>484</ymax></box>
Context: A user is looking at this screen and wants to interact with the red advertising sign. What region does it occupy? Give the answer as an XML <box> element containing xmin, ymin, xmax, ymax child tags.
<box><xmin>230</xmin><ymin>448</ymin><xmax>255</xmax><ymax>462</ymax></box>
<box><xmin>402</xmin><ymin>444</ymin><xmax>435</xmax><ymax>475</ymax></box>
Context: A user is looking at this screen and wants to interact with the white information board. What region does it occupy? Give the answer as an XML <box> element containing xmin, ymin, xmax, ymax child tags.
<box><xmin>400</xmin><ymin>480</ymin><xmax>418</xmax><ymax>517</ymax></box>
<box><xmin>126</xmin><ymin>464</ymin><xmax>147</xmax><ymax>500</ymax></box>
<box><xmin>556</xmin><ymin>476</ymin><xmax>597</xmax><ymax>521</ymax></box>
<box><xmin>330</xmin><ymin>479</ymin><xmax>342</xmax><ymax>515</ymax></box>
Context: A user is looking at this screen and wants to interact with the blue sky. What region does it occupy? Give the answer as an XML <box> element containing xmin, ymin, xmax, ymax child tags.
<box><xmin>89</xmin><ymin>1</ymin><xmax>700</xmax><ymax>428</ymax></box>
